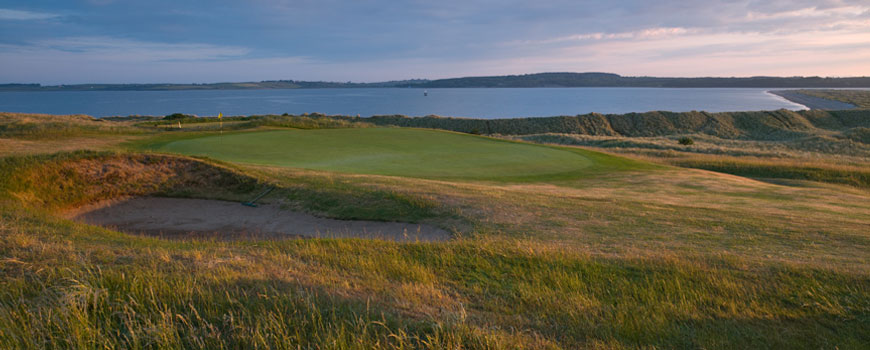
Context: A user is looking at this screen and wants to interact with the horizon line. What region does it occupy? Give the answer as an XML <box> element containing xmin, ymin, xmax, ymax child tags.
<box><xmin>4</xmin><ymin>71</ymin><xmax>870</xmax><ymax>86</ymax></box>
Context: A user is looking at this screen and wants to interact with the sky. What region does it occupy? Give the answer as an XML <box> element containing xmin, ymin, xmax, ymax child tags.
<box><xmin>1</xmin><ymin>0</ymin><xmax>869</xmax><ymax>84</ymax></box>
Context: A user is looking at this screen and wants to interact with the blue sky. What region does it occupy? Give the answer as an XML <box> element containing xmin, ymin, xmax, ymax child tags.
<box><xmin>1</xmin><ymin>0</ymin><xmax>869</xmax><ymax>83</ymax></box>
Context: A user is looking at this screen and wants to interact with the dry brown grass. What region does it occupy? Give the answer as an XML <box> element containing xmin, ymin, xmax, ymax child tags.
<box><xmin>1</xmin><ymin>113</ymin><xmax>869</xmax><ymax>348</ymax></box>
<box><xmin>512</xmin><ymin>133</ymin><xmax>870</xmax><ymax>161</ymax></box>
<box><xmin>241</xmin><ymin>162</ymin><xmax>870</xmax><ymax>272</ymax></box>
<box><xmin>0</xmin><ymin>112</ymin><xmax>108</xmax><ymax>125</ymax></box>
<box><xmin>0</xmin><ymin>134</ymin><xmax>142</xmax><ymax>156</ymax></box>
<box><xmin>0</xmin><ymin>112</ymin><xmax>149</xmax><ymax>156</ymax></box>
<box><xmin>0</xmin><ymin>152</ymin><xmax>260</xmax><ymax>209</ymax></box>
<box><xmin>795</xmin><ymin>89</ymin><xmax>870</xmax><ymax>109</ymax></box>
<box><xmin>0</xmin><ymin>112</ymin><xmax>139</xmax><ymax>134</ymax></box>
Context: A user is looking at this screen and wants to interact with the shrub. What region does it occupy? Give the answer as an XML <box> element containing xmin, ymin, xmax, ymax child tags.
<box><xmin>678</xmin><ymin>137</ymin><xmax>694</xmax><ymax>145</ymax></box>
<box><xmin>163</xmin><ymin>113</ymin><xmax>195</xmax><ymax>120</ymax></box>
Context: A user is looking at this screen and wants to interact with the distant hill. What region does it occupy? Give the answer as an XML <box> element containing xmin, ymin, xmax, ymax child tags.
<box><xmin>419</xmin><ymin>72</ymin><xmax>870</xmax><ymax>88</ymax></box>
<box><xmin>3</xmin><ymin>73</ymin><xmax>870</xmax><ymax>91</ymax></box>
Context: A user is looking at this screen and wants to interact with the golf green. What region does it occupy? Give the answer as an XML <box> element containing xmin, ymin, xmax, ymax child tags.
<box><xmin>150</xmin><ymin>128</ymin><xmax>599</xmax><ymax>180</ymax></box>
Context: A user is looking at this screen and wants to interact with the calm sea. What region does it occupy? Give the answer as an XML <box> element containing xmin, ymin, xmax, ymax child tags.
<box><xmin>0</xmin><ymin>87</ymin><xmax>806</xmax><ymax>119</ymax></box>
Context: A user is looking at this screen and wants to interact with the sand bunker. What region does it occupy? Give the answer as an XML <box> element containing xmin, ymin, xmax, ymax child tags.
<box><xmin>69</xmin><ymin>197</ymin><xmax>450</xmax><ymax>242</ymax></box>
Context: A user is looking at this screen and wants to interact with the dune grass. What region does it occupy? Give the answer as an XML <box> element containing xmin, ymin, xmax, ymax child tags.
<box><xmin>0</xmin><ymin>112</ymin><xmax>142</xmax><ymax>139</ymax></box>
<box><xmin>133</xmin><ymin>128</ymin><xmax>655</xmax><ymax>182</ymax></box>
<box><xmin>138</xmin><ymin>113</ymin><xmax>372</xmax><ymax>130</ymax></box>
<box><xmin>3</xmin><ymin>206</ymin><xmax>868</xmax><ymax>349</ymax></box>
<box><xmin>511</xmin><ymin>132</ymin><xmax>870</xmax><ymax>188</ymax></box>
<box><xmin>793</xmin><ymin>89</ymin><xmax>870</xmax><ymax>109</ymax></box>
<box><xmin>666</xmin><ymin>156</ymin><xmax>870</xmax><ymax>189</ymax></box>
<box><xmin>1</xmin><ymin>113</ymin><xmax>869</xmax><ymax>348</ymax></box>
<box><xmin>0</xmin><ymin>113</ymin><xmax>151</xmax><ymax>156</ymax></box>
<box><xmin>1</xmin><ymin>151</ymin><xmax>869</xmax><ymax>349</ymax></box>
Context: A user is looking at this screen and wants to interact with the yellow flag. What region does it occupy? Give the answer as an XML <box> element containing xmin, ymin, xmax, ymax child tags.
<box><xmin>218</xmin><ymin>112</ymin><xmax>223</xmax><ymax>134</ymax></box>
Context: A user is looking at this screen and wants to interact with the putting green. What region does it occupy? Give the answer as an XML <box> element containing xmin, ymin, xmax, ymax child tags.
<box><xmin>148</xmin><ymin>128</ymin><xmax>604</xmax><ymax>180</ymax></box>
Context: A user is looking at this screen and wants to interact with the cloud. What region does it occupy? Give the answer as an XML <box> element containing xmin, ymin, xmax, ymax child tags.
<box><xmin>0</xmin><ymin>8</ymin><xmax>61</xmax><ymax>20</ymax></box>
<box><xmin>1</xmin><ymin>0</ymin><xmax>869</xmax><ymax>83</ymax></box>
<box><xmin>0</xmin><ymin>36</ymin><xmax>313</xmax><ymax>84</ymax></box>
<box><xmin>486</xmin><ymin>25</ymin><xmax>870</xmax><ymax>78</ymax></box>
<box><xmin>507</xmin><ymin>2</ymin><xmax>870</xmax><ymax>46</ymax></box>
<box><xmin>3</xmin><ymin>37</ymin><xmax>252</xmax><ymax>62</ymax></box>
<box><xmin>506</xmin><ymin>27</ymin><xmax>695</xmax><ymax>46</ymax></box>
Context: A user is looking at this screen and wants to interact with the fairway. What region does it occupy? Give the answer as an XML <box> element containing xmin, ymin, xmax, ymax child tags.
<box><xmin>147</xmin><ymin>128</ymin><xmax>599</xmax><ymax>180</ymax></box>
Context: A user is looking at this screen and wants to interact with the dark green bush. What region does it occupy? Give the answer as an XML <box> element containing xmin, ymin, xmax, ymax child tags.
<box><xmin>163</xmin><ymin>113</ymin><xmax>195</xmax><ymax>120</ymax></box>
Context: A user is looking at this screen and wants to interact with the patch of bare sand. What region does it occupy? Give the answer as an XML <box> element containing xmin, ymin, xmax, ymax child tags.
<box><xmin>67</xmin><ymin>197</ymin><xmax>450</xmax><ymax>242</ymax></box>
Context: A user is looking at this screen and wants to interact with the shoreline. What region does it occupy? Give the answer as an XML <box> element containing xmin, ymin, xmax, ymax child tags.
<box><xmin>768</xmin><ymin>90</ymin><xmax>856</xmax><ymax>110</ymax></box>
<box><xmin>765</xmin><ymin>90</ymin><xmax>809</xmax><ymax>110</ymax></box>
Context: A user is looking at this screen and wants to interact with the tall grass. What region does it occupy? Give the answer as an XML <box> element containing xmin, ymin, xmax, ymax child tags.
<box><xmin>669</xmin><ymin>156</ymin><xmax>870</xmax><ymax>188</ymax></box>
<box><xmin>109</xmin><ymin>109</ymin><xmax>870</xmax><ymax>141</ymax></box>
<box><xmin>0</xmin><ymin>151</ymin><xmax>458</xmax><ymax>227</ymax></box>
<box><xmin>0</xmin><ymin>211</ymin><xmax>512</xmax><ymax>349</ymax></box>
<box><xmin>346</xmin><ymin>109</ymin><xmax>870</xmax><ymax>139</ymax></box>
<box><xmin>794</xmin><ymin>89</ymin><xmax>870</xmax><ymax>109</ymax></box>
<box><xmin>510</xmin><ymin>132</ymin><xmax>870</xmax><ymax>188</ymax></box>
<box><xmin>1</xmin><ymin>113</ymin><xmax>869</xmax><ymax>348</ymax></box>
<box><xmin>1</xmin><ymin>206</ymin><xmax>868</xmax><ymax>349</ymax></box>
<box><xmin>0</xmin><ymin>113</ymin><xmax>142</xmax><ymax>139</ymax></box>
<box><xmin>137</xmin><ymin>113</ymin><xmax>372</xmax><ymax>130</ymax></box>
<box><xmin>0</xmin><ymin>151</ymin><xmax>260</xmax><ymax>209</ymax></box>
<box><xmin>246</xmin><ymin>114</ymin><xmax>373</xmax><ymax>129</ymax></box>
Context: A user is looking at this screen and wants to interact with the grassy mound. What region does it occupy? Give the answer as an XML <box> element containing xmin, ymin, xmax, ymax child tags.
<box><xmin>0</xmin><ymin>113</ymin><xmax>141</xmax><ymax>139</ymax></box>
<box><xmin>352</xmin><ymin>109</ymin><xmax>870</xmax><ymax>139</ymax></box>
<box><xmin>0</xmin><ymin>151</ymin><xmax>260</xmax><ymax>209</ymax></box>
<box><xmin>670</xmin><ymin>156</ymin><xmax>870</xmax><ymax>189</ymax></box>
<box><xmin>0</xmin><ymin>151</ymin><xmax>461</xmax><ymax>228</ymax></box>
<box><xmin>136</xmin><ymin>128</ymin><xmax>651</xmax><ymax>181</ymax></box>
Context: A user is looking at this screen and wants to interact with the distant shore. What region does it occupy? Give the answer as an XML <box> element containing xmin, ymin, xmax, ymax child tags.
<box><xmin>769</xmin><ymin>90</ymin><xmax>856</xmax><ymax>110</ymax></box>
<box><xmin>4</xmin><ymin>72</ymin><xmax>870</xmax><ymax>91</ymax></box>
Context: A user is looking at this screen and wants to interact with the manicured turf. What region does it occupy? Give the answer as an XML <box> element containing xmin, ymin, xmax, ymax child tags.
<box><xmin>143</xmin><ymin>128</ymin><xmax>635</xmax><ymax>180</ymax></box>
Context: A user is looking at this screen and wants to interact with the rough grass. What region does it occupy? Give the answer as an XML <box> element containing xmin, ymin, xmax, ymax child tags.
<box><xmin>513</xmin><ymin>130</ymin><xmax>870</xmax><ymax>159</ymax></box>
<box><xmin>2</xmin><ymin>191</ymin><xmax>868</xmax><ymax>349</ymax></box>
<box><xmin>0</xmin><ymin>113</ymin><xmax>151</xmax><ymax>157</ymax></box>
<box><xmin>0</xmin><ymin>113</ymin><xmax>142</xmax><ymax>139</ymax></box>
<box><xmin>512</xmin><ymin>132</ymin><xmax>870</xmax><ymax>188</ymax></box>
<box><xmin>2</xmin><ymin>151</ymin><xmax>869</xmax><ymax>349</ymax></box>
<box><xmin>354</xmin><ymin>109</ymin><xmax>870</xmax><ymax>139</ymax></box>
<box><xmin>138</xmin><ymin>113</ymin><xmax>373</xmax><ymax>130</ymax></box>
<box><xmin>0</xmin><ymin>151</ymin><xmax>461</xmax><ymax>229</ymax></box>
<box><xmin>667</xmin><ymin>156</ymin><xmax>870</xmax><ymax>189</ymax></box>
<box><xmin>0</xmin><ymin>151</ymin><xmax>262</xmax><ymax>210</ymax></box>
<box><xmin>0</xmin><ymin>134</ymin><xmax>142</xmax><ymax>156</ymax></box>
<box><xmin>794</xmin><ymin>89</ymin><xmax>870</xmax><ymax>109</ymax></box>
<box><xmin>1</xmin><ymin>113</ymin><xmax>869</xmax><ymax>348</ymax></box>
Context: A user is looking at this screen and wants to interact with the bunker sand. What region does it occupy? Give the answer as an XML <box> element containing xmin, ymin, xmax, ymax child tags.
<box><xmin>68</xmin><ymin>197</ymin><xmax>450</xmax><ymax>242</ymax></box>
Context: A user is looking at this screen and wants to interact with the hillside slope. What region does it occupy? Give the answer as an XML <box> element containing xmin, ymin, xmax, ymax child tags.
<box><xmin>359</xmin><ymin>109</ymin><xmax>870</xmax><ymax>140</ymax></box>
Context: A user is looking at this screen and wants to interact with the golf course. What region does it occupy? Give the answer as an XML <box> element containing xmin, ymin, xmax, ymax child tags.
<box><xmin>1</xmin><ymin>112</ymin><xmax>869</xmax><ymax>349</ymax></box>
<box><xmin>139</xmin><ymin>128</ymin><xmax>644</xmax><ymax>181</ymax></box>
